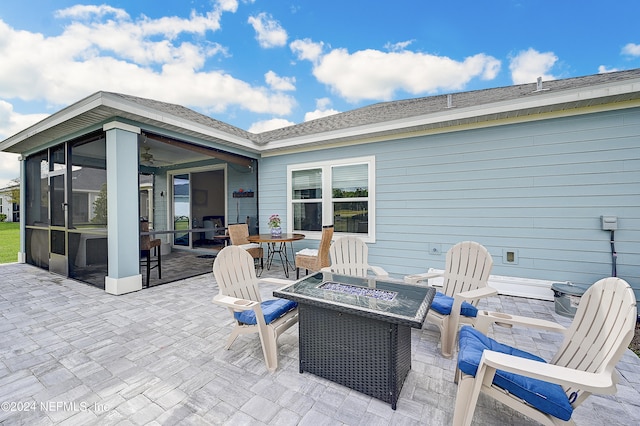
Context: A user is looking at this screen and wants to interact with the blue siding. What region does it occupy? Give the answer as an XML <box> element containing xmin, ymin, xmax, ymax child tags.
<box><xmin>259</xmin><ymin>108</ymin><xmax>640</xmax><ymax>290</ymax></box>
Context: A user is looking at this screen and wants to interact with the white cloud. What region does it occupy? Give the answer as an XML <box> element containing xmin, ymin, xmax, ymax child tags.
<box><xmin>0</xmin><ymin>5</ymin><xmax>295</xmax><ymax>119</ymax></box>
<box><xmin>0</xmin><ymin>100</ymin><xmax>49</xmax><ymax>140</ymax></box>
<box><xmin>265</xmin><ymin>71</ymin><xmax>296</xmax><ymax>91</ymax></box>
<box><xmin>0</xmin><ymin>153</ymin><xmax>20</xmax><ymax>189</ymax></box>
<box><xmin>55</xmin><ymin>4</ymin><xmax>130</xmax><ymax>20</ymax></box>
<box><xmin>304</xmin><ymin>98</ymin><xmax>339</xmax><ymax>121</ymax></box>
<box><xmin>599</xmin><ymin>65</ymin><xmax>620</xmax><ymax>73</ymax></box>
<box><xmin>622</xmin><ymin>43</ymin><xmax>640</xmax><ymax>57</ymax></box>
<box><xmin>0</xmin><ymin>100</ymin><xmax>49</xmax><ymax>187</ymax></box>
<box><xmin>509</xmin><ymin>48</ymin><xmax>558</xmax><ymax>84</ymax></box>
<box><xmin>247</xmin><ymin>13</ymin><xmax>287</xmax><ymax>48</ymax></box>
<box><xmin>290</xmin><ymin>38</ymin><xmax>324</xmax><ymax>64</ymax></box>
<box><xmin>306</xmin><ymin>47</ymin><xmax>500</xmax><ymax>102</ymax></box>
<box><xmin>248</xmin><ymin>118</ymin><xmax>295</xmax><ymax>133</ymax></box>
<box><xmin>385</xmin><ymin>40</ymin><xmax>414</xmax><ymax>52</ymax></box>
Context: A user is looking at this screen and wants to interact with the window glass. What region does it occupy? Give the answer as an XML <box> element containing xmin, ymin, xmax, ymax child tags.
<box><xmin>173</xmin><ymin>174</ymin><xmax>190</xmax><ymax>246</ymax></box>
<box><xmin>292</xmin><ymin>169</ymin><xmax>322</xmax><ymax>199</ymax></box>
<box><xmin>289</xmin><ymin>157</ymin><xmax>374</xmax><ymax>238</ymax></box>
<box><xmin>292</xmin><ymin>169</ymin><xmax>322</xmax><ymax>231</ymax></box>
<box><xmin>332</xmin><ymin>164</ymin><xmax>368</xmax><ymax>198</ymax></box>
<box><xmin>293</xmin><ymin>202</ymin><xmax>322</xmax><ymax>231</ymax></box>
<box><xmin>333</xmin><ymin>201</ymin><xmax>368</xmax><ymax>233</ymax></box>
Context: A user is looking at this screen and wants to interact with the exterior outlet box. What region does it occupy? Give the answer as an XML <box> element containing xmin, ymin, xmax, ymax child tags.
<box><xmin>428</xmin><ymin>243</ymin><xmax>441</xmax><ymax>255</ymax></box>
<box><xmin>502</xmin><ymin>249</ymin><xmax>519</xmax><ymax>264</ymax></box>
<box><xmin>601</xmin><ymin>215</ymin><xmax>618</xmax><ymax>231</ymax></box>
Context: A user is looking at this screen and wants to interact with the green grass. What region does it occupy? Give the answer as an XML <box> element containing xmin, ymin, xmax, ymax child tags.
<box><xmin>0</xmin><ymin>222</ymin><xmax>20</xmax><ymax>264</ymax></box>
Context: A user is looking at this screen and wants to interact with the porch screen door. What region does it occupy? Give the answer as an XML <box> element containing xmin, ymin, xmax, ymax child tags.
<box><xmin>49</xmin><ymin>145</ymin><xmax>69</xmax><ymax>275</ymax></box>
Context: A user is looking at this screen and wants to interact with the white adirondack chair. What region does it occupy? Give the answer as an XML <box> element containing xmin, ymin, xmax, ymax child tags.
<box><xmin>405</xmin><ymin>241</ymin><xmax>497</xmax><ymax>357</ymax></box>
<box><xmin>452</xmin><ymin>277</ymin><xmax>637</xmax><ymax>426</ymax></box>
<box><xmin>212</xmin><ymin>245</ymin><xmax>298</xmax><ymax>372</ymax></box>
<box><xmin>323</xmin><ymin>236</ymin><xmax>388</xmax><ymax>278</ymax></box>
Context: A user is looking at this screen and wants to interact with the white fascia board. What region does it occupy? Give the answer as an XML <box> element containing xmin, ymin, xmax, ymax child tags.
<box><xmin>0</xmin><ymin>93</ymin><xmax>104</xmax><ymax>152</ymax></box>
<box><xmin>262</xmin><ymin>78</ymin><xmax>640</xmax><ymax>152</ymax></box>
<box><xmin>100</xmin><ymin>94</ymin><xmax>260</xmax><ymax>152</ymax></box>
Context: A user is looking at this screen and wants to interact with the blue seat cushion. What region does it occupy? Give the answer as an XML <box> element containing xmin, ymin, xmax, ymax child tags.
<box><xmin>430</xmin><ymin>291</ymin><xmax>478</xmax><ymax>317</ymax></box>
<box><xmin>458</xmin><ymin>326</ymin><xmax>573</xmax><ymax>421</ymax></box>
<box><xmin>234</xmin><ymin>299</ymin><xmax>297</xmax><ymax>325</ymax></box>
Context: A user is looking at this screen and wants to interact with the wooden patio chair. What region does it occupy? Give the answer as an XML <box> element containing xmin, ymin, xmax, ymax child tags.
<box><xmin>212</xmin><ymin>245</ymin><xmax>298</xmax><ymax>372</ymax></box>
<box><xmin>404</xmin><ymin>241</ymin><xmax>496</xmax><ymax>357</ymax></box>
<box><xmin>228</xmin><ymin>223</ymin><xmax>263</xmax><ymax>271</ymax></box>
<box><xmin>323</xmin><ymin>236</ymin><xmax>388</xmax><ymax>278</ymax></box>
<box><xmin>452</xmin><ymin>276</ymin><xmax>637</xmax><ymax>426</ymax></box>
<box><xmin>295</xmin><ymin>225</ymin><xmax>334</xmax><ymax>279</ymax></box>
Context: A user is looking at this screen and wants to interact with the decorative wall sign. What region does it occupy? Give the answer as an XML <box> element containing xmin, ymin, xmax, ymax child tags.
<box><xmin>233</xmin><ymin>189</ymin><xmax>254</xmax><ymax>198</ymax></box>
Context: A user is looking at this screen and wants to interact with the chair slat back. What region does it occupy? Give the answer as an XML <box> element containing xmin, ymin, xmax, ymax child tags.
<box><xmin>140</xmin><ymin>221</ymin><xmax>151</xmax><ymax>251</ymax></box>
<box><xmin>228</xmin><ymin>223</ymin><xmax>250</xmax><ymax>245</ymax></box>
<box><xmin>213</xmin><ymin>246</ymin><xmax>261</xmax><ymax>302</ymax></box>
<box><xmin>317</xmin><ymin>225</ymin><xmax>334</xmax><ymax>269</ymax></box>
<box><xmin>329</xmin><ymin>236</ymin><xmax>369</xmax><ymax>277</ymax></box>
<box><xmin>442</xmin><ymin>241</ymin><xmax>493</xmax><ymax>300</ymax></box>
<box><xmin>552</xmin><ymin>277</ymin><xmax>636</xmax><ymax>384</ymax></box>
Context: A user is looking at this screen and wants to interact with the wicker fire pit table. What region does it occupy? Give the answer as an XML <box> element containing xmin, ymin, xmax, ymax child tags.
<box><xmin>274</xmin><ymin>272</ymin><xmax>435</xmax><ymax>410</ymax></box>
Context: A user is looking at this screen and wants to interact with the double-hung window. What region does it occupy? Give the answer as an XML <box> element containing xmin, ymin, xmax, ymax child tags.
<box><xmin>288</xmin><ymin>156</ymin><xmax>375</xmax><ymax>241</ymax></box>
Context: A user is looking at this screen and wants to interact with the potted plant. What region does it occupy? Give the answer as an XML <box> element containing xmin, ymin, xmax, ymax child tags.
<box><xmin>268</xmin><ymin>214</ymin><xmax>282</xmax><ymax>237</ymax></box>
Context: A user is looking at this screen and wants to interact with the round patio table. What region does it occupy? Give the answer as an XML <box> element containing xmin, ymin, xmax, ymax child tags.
<box><xmin>247</xmin><ymin>233</ymin><xmax>305</xmax><ymax>278</ymax></box>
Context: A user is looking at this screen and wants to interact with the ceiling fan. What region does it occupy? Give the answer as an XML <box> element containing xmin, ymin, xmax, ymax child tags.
<box><xmin>140</xmin><ymin>146</ymin><xmax>155</xmax><ymax>165</ymax></box>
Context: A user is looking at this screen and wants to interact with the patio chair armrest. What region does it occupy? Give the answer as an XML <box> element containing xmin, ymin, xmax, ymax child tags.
<box><xmin>259</xmin><ymin>277</ymin><xmax>294</xmax><ymax>287</ymax></box>
<box><xmin>455</xmin><ymin>286</ymin><xmax>498</xmax><ymax>302</ymax></box>
<box><xmin>474</xmin><ymin>310</ymin><xmax>567</xmax><ymax>334</ymax></box>
<box><xmin>212</xmin><ymin>294</ymin><xmax>259</xmax><ymax>311</ymax></box>
<box><xmin>404</xmin><ymin>271</ymin><xmax>444</xmax><ymax>284</ymax></box>
<box><xmin>480</xmin><ymin>350</ymin><xmax>617</xmax><ymax>394</ymax></box>
<box><xmin>369</xmin><ymin>265</ymin><xmax>389</xmax><ymax>278</ymax></box>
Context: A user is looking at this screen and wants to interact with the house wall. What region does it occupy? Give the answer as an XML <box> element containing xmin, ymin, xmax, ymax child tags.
<box><xmin>259</xmin><ymin>107</ymin><xmax>640</xmax><ymax>291</ymax></box>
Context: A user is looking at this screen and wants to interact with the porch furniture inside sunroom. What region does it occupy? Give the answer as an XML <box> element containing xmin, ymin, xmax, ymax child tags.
<box><xmin>139</xmin><ymin>220</ymin><xmax>162</xmax><ymax>288</ymax></box>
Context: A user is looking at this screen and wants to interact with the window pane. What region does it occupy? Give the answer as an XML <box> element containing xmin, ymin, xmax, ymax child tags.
<box><xmin>332</xmin><ymin>164</ymin><xmax>368</xmax><ymax>198</ymax></box>
<box><xmin>333</xmin><ymin>201</ymin><xmax>368</xmax><ymax>233</ymax></box>
<box><xmin>293</xmin><ymin>169</ymin><xmax>322</xmax><ymax>199</ymax></box>
<box><xmin>173</xmin><ymin>174</ymin><xmax>190</xmax><ymax>246</ymax></box>
<box><xmin>293</xmin><ymin>202</ymin><xmax>322</xmax><ymax>231</ymax></box>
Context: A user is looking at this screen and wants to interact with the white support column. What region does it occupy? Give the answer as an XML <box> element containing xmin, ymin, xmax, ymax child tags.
<box><xmin>104</xmin><ymin>121</ymin><xmax>143</xmax><ymax>295</ymax></box>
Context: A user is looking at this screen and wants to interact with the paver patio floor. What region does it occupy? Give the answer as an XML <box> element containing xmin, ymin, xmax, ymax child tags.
<box><xmin>1</xmin><ymin>262</ymin><xmax>639</xmax><ymax>425</ymax></box>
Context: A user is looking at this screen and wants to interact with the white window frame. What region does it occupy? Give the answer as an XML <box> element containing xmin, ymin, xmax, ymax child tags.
<box><xmin>287</xmin><ymin>155</ymin><xmax>376</xmax><ymax>243</ymax></box>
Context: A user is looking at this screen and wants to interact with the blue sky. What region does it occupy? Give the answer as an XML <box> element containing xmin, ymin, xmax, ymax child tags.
<box><xmin>1</xmin><ymin>0</ymin><xmax>639</xmax><ymax>187</ymax></box>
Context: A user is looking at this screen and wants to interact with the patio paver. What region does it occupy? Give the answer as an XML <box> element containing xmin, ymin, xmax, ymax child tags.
<box><xmin>0</xmin><ymin>262</ymin><xmax>639</xmax><ymax>425</ymax></box>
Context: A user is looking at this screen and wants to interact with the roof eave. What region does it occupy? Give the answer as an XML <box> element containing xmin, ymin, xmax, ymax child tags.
<box><xmin>259</xmin><ymin>78</ymin><xmax>640</xmax><ymax>154</ymax></box>
<box><xmin>0</xmin><ymin>92</ymin><xmax>261</xmax><ymax>155</ymax></box>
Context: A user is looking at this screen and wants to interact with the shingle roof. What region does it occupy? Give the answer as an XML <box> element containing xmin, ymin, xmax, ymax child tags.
<box><xmin>2</xmin><ymin>68</ymin><xmax>640</xmax><ymax>156</ymax></box>
<box><xmin>253</xmin><ymin>68</ymin><xmax>640</xmax><ymax>144</ymax></box>
<box><xmin>102</xmin><ymin>92</ymin><xmax>254</xmax><ymax>141</ymax></box>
